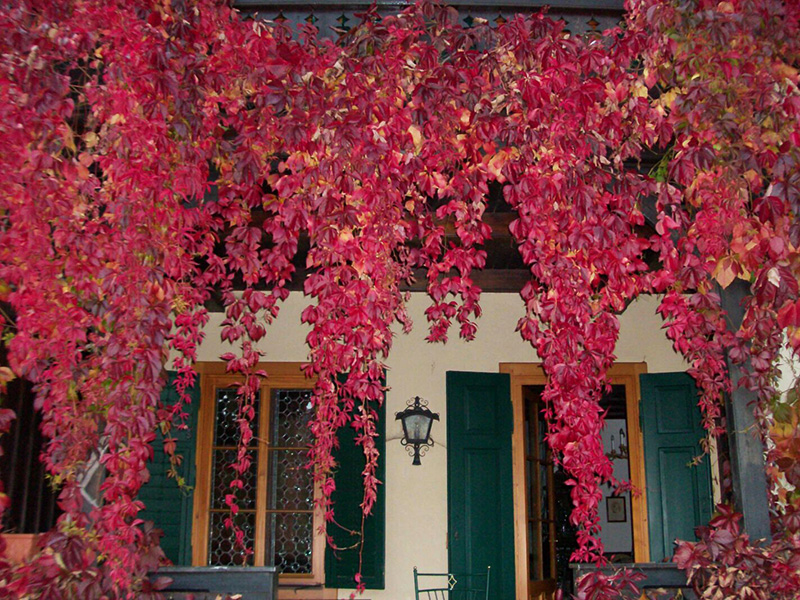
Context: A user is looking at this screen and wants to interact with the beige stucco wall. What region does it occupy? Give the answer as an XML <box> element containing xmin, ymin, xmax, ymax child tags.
<box><xmin>192</xmin><ymin>291</ymin><xmax>688</xmax><ymax>600</ymax></box>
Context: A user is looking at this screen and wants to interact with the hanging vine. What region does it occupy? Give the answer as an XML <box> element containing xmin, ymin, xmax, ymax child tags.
<box><xmin>0</xmin><ymin>0</ymin><xmax>798</xmax><ymax>598</ymax></box>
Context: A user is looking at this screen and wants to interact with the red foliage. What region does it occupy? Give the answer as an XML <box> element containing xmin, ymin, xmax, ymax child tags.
<box><xmin>673</xmin><ymin>504</ymin><xmax>800</xmax><ymax>599</ymax></box>
<box><xmin>0</xmin><ymin>0</ymin><xmax>797</xmax><ymax>598</ymax></box>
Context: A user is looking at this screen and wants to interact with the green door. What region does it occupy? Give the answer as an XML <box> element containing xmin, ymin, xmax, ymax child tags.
<box><xmin>447</xmin><ymin>371</ymin><xmax>515</xmax><ymax>599</ymax></box>
<box><xmin>640</xmin><ymin>372</ymin><xmax>713</xmax><ymax>562</ymax></box>
<box><xmin>138</xmin><ymin>373</ymin><xmax>199</xmax><ymax>565</ymax></box>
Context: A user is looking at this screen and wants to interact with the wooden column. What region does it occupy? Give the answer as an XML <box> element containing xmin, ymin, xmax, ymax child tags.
<box><xmin>719</xmin><ymin>279</ymin><xmax>771</xmax><ymax>542</ymax></box>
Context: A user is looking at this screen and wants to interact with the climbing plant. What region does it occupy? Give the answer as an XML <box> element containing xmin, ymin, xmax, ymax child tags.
<box><xmin>629</xmin><ymin>0</ymin><xmax>800</xmax><ymax>598</ymax></box>
<box><xmin>0</xmin><ymin>0</ymin><xmax>797</xmax><ymax>598</ymax></box>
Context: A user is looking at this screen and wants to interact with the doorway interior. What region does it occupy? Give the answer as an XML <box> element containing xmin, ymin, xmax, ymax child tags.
<box><xmin>501</xmin><ymin>363</ymin><xmax>650</xmax><ymax>600</ymax></box>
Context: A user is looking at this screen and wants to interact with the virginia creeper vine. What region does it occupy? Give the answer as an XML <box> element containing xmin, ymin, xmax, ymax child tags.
<box><xmin>0</xmin><ymin>0</ymin><xmax>798</xmax><ymax>598</ymax></box>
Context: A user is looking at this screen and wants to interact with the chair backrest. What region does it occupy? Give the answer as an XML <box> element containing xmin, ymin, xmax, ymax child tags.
<box><xmin>413</xmin><ymin>566</ymin><xmax>491</xmax><ymax>600</ymax></box>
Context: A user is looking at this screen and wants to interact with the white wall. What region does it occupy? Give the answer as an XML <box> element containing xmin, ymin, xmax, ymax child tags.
<box><xmin>191</xmin><ymin>292</ymin><xmax>687</xmax><ymax>600</ymax></box>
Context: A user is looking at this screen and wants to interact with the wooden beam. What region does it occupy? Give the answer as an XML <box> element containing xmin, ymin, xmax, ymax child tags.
<box><xmin>401</xmin><ymin>268</ymin><xmax>529</xmax><ymax>293</ymax></box>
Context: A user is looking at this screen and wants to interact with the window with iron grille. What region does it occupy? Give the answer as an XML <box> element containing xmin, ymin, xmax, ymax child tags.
<box><xmin>193</xmin><ymin>365</ymin><xmax>325</xmax><ymax>584</ymax></box>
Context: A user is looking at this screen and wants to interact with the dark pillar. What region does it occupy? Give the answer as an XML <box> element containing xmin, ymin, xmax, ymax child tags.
<box><xmin>719</xmin><ymin>279</ymin><xmax>771</xmax><ymax>542</ymax></box>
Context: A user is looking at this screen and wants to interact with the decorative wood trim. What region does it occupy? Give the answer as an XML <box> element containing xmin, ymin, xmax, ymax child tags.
<box><xmin>547</xmin><ymin>454</ymin><xmax>556</xmax><ymax>580</ymax></box>
<box><xmin>235</xmin><ymin>0</ymin><xmax>626</xmax><ymax>10</ymax></box>
<box><xmin>278</xmin><ymin>586</ymin><xmax>339</xmax><ymax>600</ymax></box>
<box><xmin>500</xmin><ymin>364</ymin><xmax>547</xmax><ymax>600</ymax></box>
<box><xmin>529</xmin><ymin>579</ymin><xmax>557</xmax><ymax>600</ymax></box>
<box><xmin>708</xmin><ymin>433</ymin><xmax>722</xmax><ymax>507</ymax></box>
<box><xmin>195</xmin><ymin>362</ymin><xmax>313</xmax><ymax>380</ymax></box>
<box><xmin>499</xmin><ymin>362</ymin><xmax>650</xmax><ymax>597</ymax></box>
<box><xmin>311</xmin><ymin>479</ymin><xmax>326</xmax><ymax>586</ymax></box>
<box><xmin>503</xmin><ymin>363</ymin><xmax>539</xmax><ymax>600</ymax></box>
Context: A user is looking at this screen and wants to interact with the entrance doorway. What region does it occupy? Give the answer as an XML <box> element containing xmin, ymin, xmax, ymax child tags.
<box><xmin>501</xmin><ymin>363</ymin><xmax>650</xmax><ymax>600</ymax></box>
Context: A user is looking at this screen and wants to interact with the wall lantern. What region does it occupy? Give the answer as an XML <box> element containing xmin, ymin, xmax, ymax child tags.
<box><xmin>396</xmin><ymin>396</ymin><xmax>440</xmax><ymax>466</ymax></box>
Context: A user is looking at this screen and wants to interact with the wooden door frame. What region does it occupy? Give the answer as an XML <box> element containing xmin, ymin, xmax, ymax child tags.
<box><xmin>499</xmin><ymin>363</ymin><xmax>650</xmax><ymax>600</ymax></box>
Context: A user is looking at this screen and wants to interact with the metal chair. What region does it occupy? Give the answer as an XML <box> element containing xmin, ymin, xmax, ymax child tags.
<box><xmin>413</xmin><ymin>566</ymin><xmax>491</xmax><ymax>600</ymax></box>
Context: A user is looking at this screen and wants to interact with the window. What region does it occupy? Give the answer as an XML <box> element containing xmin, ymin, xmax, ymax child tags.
<box><xmin>0</xmin><ymin>375</ymin><xmax>60</xmax><ymax>535</ymax></box>
<box><xmin>192</xmin><ymin>363</ymin><xmax>325</xmax><ymax>584</ymax></box>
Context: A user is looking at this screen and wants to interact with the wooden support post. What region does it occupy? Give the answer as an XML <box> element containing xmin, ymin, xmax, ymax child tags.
<box><xmin>719</xmin><ymin>279</ymin><xmax>771</xmax><ymax>542</ymax></box>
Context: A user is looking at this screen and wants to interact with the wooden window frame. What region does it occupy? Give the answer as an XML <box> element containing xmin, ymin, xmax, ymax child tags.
<box><xmin>500</xmin><ymin>362</ymin><xmax>649</xmax><ymax>600</ymax></box>
<box><xmin>192</xmin><ymin>362</ymin><xmax>326</xmax><ymax>587</ymax></box>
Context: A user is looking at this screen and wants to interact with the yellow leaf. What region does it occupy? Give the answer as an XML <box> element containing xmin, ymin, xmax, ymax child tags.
<box><xmin>632</xmin><ymin>81</ymin><xmax>648</xmax><ymax>98</ymax></box>
<box><xmin>743</xmin><ymin>169</ymin><xmax>760</xmax><ymax>188</ymax></box>
<box><xmin>0</xmin><ymin>366</ymin><xmax>15</xmax><ymax>385</ymax></box>
<box><xmin>485</xmin><ymin>148</ymin><xmax>518</xmax><ymax>182</ymax></box>
<box><xmin>78</xmin><ymin>152</ymin><xmax>93</xmax><ymax>167</ymax></box>
<box><xmin>762</xmin><ymin>131</ymin><xmax>781</xmax><ymax>147</ymax></box>
<box><xmin>84</xmin><ymin>131</ymin><xmax>99</xmax><ymax>148</ymax></box>
<box><xmin>774</xmin><ymin>61</ymin><xmax>798</xmax><ymax>81</ymax></box>
<box><xmin>62</xmin><ymin>124</ymin><xmax>76</xmax><ymax>153</ymax></box>
<box><xmin>768</xmin><ymin>266</ymin><xmax>781</xmax><ymax>287</ymax></box>
<box><xmin>660</xmin><ymin>88</ymin><xmax>679</xmax><ymax>111</ymax></box>
<box><xmin>338</xmin><ymin>228</ymin><xmax>354</xmax><ymax>243</ymax></box>
<box><xmin>408</xmin><ymin>124</ymin><xmax>423</xmax><ymax>153</ymax></box>
<box><xmin>713</xmin><ymin>256</ymin><xmax>738</xmax><ymax>289</ymax></box>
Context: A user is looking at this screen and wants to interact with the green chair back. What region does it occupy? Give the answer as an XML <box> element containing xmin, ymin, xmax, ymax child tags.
<box><xmin>413</xmin><ymin>566</ymin><xmax>491</xmax><ymax>600</ymax></box>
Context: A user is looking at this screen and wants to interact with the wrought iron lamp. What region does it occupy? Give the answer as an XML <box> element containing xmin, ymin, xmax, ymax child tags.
<box><xmin>396</xmin><ymin>396</ymin><xmax>439</xmax><ymax>466</ymax></box>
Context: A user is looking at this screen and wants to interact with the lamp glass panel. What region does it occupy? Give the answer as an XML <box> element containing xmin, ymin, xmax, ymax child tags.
<box><xmin>404</xmin><ymin>413</ymin><xmax>431</xmax><ymax>444</ymax></box>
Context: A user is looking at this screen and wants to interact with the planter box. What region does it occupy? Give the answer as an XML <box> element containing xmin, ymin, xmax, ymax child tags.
<box><xmin>152</xmin><ymin>566</ymin><xmax>279</xmax><ymax>600</ymax></box>
<box><xmin>2</xmin><ymin>534</ymin><xmax>38</xmax><ymax>563</ymax></box>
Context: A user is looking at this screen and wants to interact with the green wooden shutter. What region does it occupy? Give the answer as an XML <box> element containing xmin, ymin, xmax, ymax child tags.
<box><xmin>324</xmin><ymin>395</ymin><xmax>386</xmax><ymax>589</ymax></box>
<box><xmin>447</xmin><ymin>371</ymin><xmax>515</xmax><ymax>600</ymax></box>
<box><xmin>640</xmin><ymin>372</ymin><xmax>713</xmax><ymax>562</ymax></box>
<box><xmin>138</xmin><ymin>372</ymin><xmax>199</xmax><ymax>565</ymax></box>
